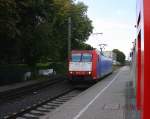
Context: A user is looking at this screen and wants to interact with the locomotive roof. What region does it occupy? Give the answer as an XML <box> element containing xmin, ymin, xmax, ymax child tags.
<box><xmin>71</xmin><ymin>50</ymin><xmax>98</xmax><ymax>53</ymax></box>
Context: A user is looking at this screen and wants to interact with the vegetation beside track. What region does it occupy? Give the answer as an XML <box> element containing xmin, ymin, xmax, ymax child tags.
<box><xmin>112</xmin><ymin>65</ymin><xmax>122</xmax><ymax>71</ymax></box>
<box><xmin>0</xmin><ymin>0</ymin><xmax>93</xmax><ymax>65</ymax></box>
<box><xmin>0</xmin><ymin>0</ymin><xmax>93</xmax><ymax>85</ymax></box>
<box><xmin>0</xmin><ymin>62</ymin><xmax>67</xmax><ymax>85</ymax></box>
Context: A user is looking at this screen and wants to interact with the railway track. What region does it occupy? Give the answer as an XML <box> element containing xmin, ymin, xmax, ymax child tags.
<box><xmin>4</xmin><ymin>89</ymin><xmax>83</xmax><ymax>119</ymax></box>
<box><xmin>0</xmin><ymin>79</ymin><xmax>89</xmax><ymax>118</ymax></box>
<box><xmin>0</xmin><ymin>77</ymin><xmax>65</xmax><ymax>103</ymax></box>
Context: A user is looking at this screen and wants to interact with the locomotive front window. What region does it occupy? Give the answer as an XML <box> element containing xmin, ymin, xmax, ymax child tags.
<box><xmin>82</xmin><ymin>53</ymin><xmax>92</xmax><ymax>62</ymax></box>
<box><xmin>71</xmin><ymin>54</ymin><xmax>81</xmax><ymax>62</ymax></box>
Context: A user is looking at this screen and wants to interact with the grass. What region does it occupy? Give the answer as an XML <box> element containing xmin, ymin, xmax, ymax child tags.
<box><xmin>113</xmin><ymin>65</ymin><xmax>122</xmax><ymax>71</ymax></box>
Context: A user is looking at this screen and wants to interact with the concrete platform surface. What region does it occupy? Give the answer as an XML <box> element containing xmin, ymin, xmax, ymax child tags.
<box><xmin>41</xmin><ymin>66</ymin><xmax>132</xmax><ymax>119</ymax></box>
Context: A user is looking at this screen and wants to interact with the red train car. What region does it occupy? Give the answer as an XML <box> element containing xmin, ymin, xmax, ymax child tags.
<box><xmin>68</xmin><ymin>50</ymin><xmax>112</xmax><ymax>82</ymax></box>
<box><xmin>132</xmin><ymin>0</ymin><xmax>150</xmax><ymax>118</ymax></box>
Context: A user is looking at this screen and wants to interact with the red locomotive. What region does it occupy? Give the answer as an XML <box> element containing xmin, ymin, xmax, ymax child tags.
<box><xmin>68</xmin><ymin>50</ymin><xmax>112</xmax><ymax>82</ymax></box>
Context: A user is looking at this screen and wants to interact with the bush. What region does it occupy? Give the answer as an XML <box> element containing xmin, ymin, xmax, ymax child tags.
<box><xmin>0</xmin><ymin>62</ymin><xmax>67</xmax><ymax>85</ymax></box>
<box><xmin>0</xmin><ymin>64</ymin><xmax>30</xmax><ymax>85</ymax></box>
<box><xmin>49</xmin><ymin>62</ymin><xmax>67</xmax><ymax>75</ymax></box>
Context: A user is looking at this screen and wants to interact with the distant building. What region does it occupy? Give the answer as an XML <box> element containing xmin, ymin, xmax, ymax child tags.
<box><xmin>103</xmin><ymin>51</ymin><xmax>116</xmax><ymax>59</ymax></box>
<box><xmin>103</xmin><ymin>51</ymin><xmax>117</xmax><ymax>65</ymax></box>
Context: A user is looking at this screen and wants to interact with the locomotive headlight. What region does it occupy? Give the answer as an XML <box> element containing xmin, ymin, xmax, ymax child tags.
<box><xmin>88</xmin><ymin>71</ymin><xmax>91</xmax><ymax>75</ymax></box>
<box><xmin>70</xmin><ymin>71</ymin><xmax>73</xmax><ymax>74</ymax></box>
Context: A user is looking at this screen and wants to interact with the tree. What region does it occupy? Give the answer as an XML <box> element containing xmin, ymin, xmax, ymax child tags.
<box><xmin>51</xmin><ymin>0</ymin><xmax>93</xmax><ymax>61</ymax></box>
<box><xmin>0</xmin><ymin>0</ymin><xmax>20</xmax><ymax>63</ymax></box>
<box><xmin>113</xmin><ymin>49</ymin><xmax>126</xmax><ymax>65</ymax></box>
<box><xmin>0</xmin><ymin>0</ymin><xmax>93</xmax><ymax>65</ymax></box>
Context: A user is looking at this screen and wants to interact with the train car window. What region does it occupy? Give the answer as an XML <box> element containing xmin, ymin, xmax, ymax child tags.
<box><xmin>71</xmin><ymin>54</ymin><xmax>81</xmax><ymax>62</ymax></box>
<box><xmin>82</xmin><ymin>53</ymin><xmax>92</xmax><ymax>62</ymax></box>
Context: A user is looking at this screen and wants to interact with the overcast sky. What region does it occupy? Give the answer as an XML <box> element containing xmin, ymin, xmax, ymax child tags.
<box><xmin>76</xmin><ymin>0</ymin><xmax>136</xmax><ymax>59</ymax></box>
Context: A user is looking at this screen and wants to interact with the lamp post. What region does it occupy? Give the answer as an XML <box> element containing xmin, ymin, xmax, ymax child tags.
<box><xmin>67</xmin><ymin>17</ymin><xmax>103</xmax><ymax>58</ymax></box>
<box><xmin>68</xmin><ymin>17</ymin><xmax>72</xmax><ymax>58</ymax></box>
<box><xmin>92</xmin><ymin>32</ymin><xmax>103</xmax><ymax>35</ymax></box>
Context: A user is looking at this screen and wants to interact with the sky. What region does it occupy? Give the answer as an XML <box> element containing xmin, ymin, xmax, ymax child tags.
<box><xmin>76</xmin><ymin>0</ymin><xmax>136</xmax><ymax>59</ymax></box>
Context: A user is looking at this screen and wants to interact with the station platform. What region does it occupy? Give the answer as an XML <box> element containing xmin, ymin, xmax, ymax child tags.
<box><xmin>41</xmin><ymin>66</ymin><xmax>138</xmax><ymax>119</ymax></box>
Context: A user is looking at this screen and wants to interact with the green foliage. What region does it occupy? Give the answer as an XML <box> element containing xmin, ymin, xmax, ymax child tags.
<box><xmin>49</xmin><ymin>62</ymin><xmax>67</xmax><ymax>74</ymax></box>
<box><xmin>0</xmin><ymin>64</ymin><xmax>29</xmax><ymax>85</ymax></box>
<box><xmin>0</xmin><ymin>62</ymin><xmax>66</xmax><ymax>85</ymax></box>
<box><xmin>0</xmin><ymin>0</ymin><xmax>93</xmax><ymax>65</ymax></box>
<box><xmin>0</xmin><ymin>0</ymin><xmax>20</xmax><ymax>63</ymax></box>
<box><xmin>113</xmin><ymin>49</ymin><xmax>126</xmax><ymax>65</ymax></box>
